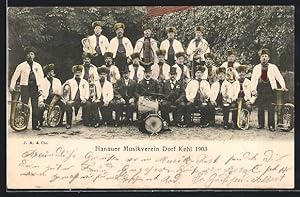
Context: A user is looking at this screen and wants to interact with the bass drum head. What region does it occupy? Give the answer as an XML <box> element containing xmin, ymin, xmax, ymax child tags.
<box><xmin>144</xmin><ymin>114</ymin><xmax>163</xmax><ymax>135</ymax></box>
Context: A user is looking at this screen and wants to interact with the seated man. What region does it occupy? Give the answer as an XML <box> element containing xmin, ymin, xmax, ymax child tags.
<box><xmin>151</xmin><ymin>49</ymin><xmax>170</xmax><ymax>83</ymax></box>
<box><xmin>220</xmin><ymin>68</ymin><xmax>240</xmax><ymax>129</ymax></box>
<box><xmin>93</xmin><ymin>66</ymin><xmax>115</xmax><ymax>126</ymax></box>
<box><xmin>63</xmin><ymin>65</ymin><xmax>89</xmax><ymax>129</ymax></box>
<box><xmin>236</xmin><ymin>65</ymin><xmax>253</xmax><ymax>111</ymax></box>
<box><xmin>38</xmin><ymin>63</ymin><xmax>64</xmax><ymax>127</ymax></box>
<box><xmin>185</xmin><ymin>65</ymin><xmax>212</xmax><ymax>127</ymax></box>
<box><xmin>114</xmin><ymin>67</ymin><xmax>139</xmax><ymax>125</ymax></box>
<box><xmin>209</xmin><ymin>67</ymin><xmax>226</xmax><ymax>126</ymax></box>
<box><xmin>160</xmin><ymin>67</ymin><xmax>186</xmax><ymax>126</ymax></box>
<box><xmin>128</xmin><ymin>52</ymin><xmax>145</xmax><ymax>83</ymax></box>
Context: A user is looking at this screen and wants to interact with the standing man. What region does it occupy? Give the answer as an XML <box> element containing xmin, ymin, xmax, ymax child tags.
<box><xmin>128</xmin><ymin>52</ymin><xmax>145</xmax><ymax>83</ymax></box>
<box><xmin>151</xmin><ymin>49</ymin><xmax>170</xmax><ymax>83</ymax></box>
<box><xmin>203</xmin><ymin>52</ymin><xmax>218</xmax><ymax>84</ymax></box>
<box><xmin>9</xmin><ymin>46</ymin><xmax>44</xmax><ymax>130</ymax></box>
<box><xmin>160</xmin><ymin>67</ymin><xmax>186</xmax><ymax>126</ymax></box>
<box><xmin>114</xmin><ymin>67</ymin><xmax>139</xmax><ymax>125</ymax></box>
<box><xmin>63</xmin><ymin>65</ymin><xmax>89</xmax><ymax>129</ymax></box>
<box><xmin>172</xmin><ymin>52</ymin><xmax>191</xmax><ymax>85</ymax></box>
<box><xmin>100</xmin><ymin>52</ymin><xmax>120</xmax><ymax>85</ymax></box>
<box><xmin>185</xmin><ymin>65</ymin><xmax>211</xmax><ymax>127</ymax></box>
<box><xmin>38</xmin><ymin>64</ymin><xmax>64</xmax><ymax>127</ymax></box>
<box><xmin>134</xmin><ymin>24</ymin><xmax>158</xmax><ymax>64</ymax></box>
<box><xmin>186</xmin><ymin>26</ymin><xmax>210</xmax><ymax>64</ymax></box>
<box><xmin>84</xmin><ymin>21</ymin><xmax>109</xmax><ymax>67</ymax></box>
<box><xmin>81</xmin><ymin>52</ymin><xmax>99</xmax><ymax>82</ymax></box>
<box><xmin>220</xmin><ymin>49</ymin><xmax>240</xmax><ymax>78</ymax></box>
<box><xmin>160</xmin><ymin>26</ymin><xmax>184</xmax><ymax>67</ymax></box>
<box><xmin>251</xmin><ymin>48</ymin><xmax>287</xmax><ymax>131</ymax></box>
<box><xmin>109</xmin><ymin>22</ymin><xmax>133</xmax><ymax>72</ymax></box>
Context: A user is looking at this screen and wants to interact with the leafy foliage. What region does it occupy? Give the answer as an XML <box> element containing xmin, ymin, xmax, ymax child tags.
<box><xmin>8</xmin><ymin>6</ymin><xmax>294</xmax><ymax>83</ymax></box>
<box><xmin>150</xmin><ymin>6</ymin><xmax>294</xmax><ymax>71</ymax></box>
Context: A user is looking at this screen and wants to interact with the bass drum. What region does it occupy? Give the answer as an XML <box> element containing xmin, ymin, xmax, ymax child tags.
<box><xmin>143</xmin><ymin>114</ymin><xmax>163</xmax><ymax>135</ymax></box>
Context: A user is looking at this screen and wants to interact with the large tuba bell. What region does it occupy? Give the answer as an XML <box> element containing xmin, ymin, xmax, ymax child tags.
<box><xmin>273</xmin><ymin>89</ymin><xmax>294</xmax><ymax>131</ymax></box>
<box><xmin>9</xmin><ymin>84</ymin><xmax>30</xmax><ymax>131</ymax></box>
<box><xmin>46</xmin><ymin>94</ymin><xmax>62</xmax><ymax>127</ymax></box>
<box><xmin>236</xmin><ymin>98</ymin><xmax>250</xmax><ymax>130</ymax></box>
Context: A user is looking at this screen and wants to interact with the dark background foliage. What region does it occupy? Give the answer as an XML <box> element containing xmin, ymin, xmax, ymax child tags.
<box><xmin>8</xmin><ymin>6</ymin><xmax>294</xmax><ymax>83</ymax></box>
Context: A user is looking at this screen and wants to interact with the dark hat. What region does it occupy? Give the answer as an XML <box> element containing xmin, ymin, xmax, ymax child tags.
<box><xmin>169</xmin><ymin>67</ymin><xmax>177</xmax><ymax>75</ymax></box>
<box><xmin>226</xmin><ymin>49</ymin><xmax>237</xmax><ymax>56</ymax></box>
<box><xmin>104</xmin><ymin>52</ymin><xmax>114</xmax><ymax>58</ymax></box>
<box><xmin>82</xmin><ymin>52</ymin><xmax>93</xmax><ymax>59</ymax></box>
<box><xmin>194</xmin><ymin>26</ymin><xmax>205</xmax><ymax>33</ymax></box>
<box><xmin>216</xmin><ymin>67</ymin><xmax>226</xmax><ymax>74</ymax></box>
<box><xmin>195</xmin><ymin>65</ymin><xmax>206</xmax><ymax>73</ymax></box>
<box><xmin>92</xmin><ymin>21</ymin><xmax>102</xmax><ymax>29</ymax></box>
<box><xmin>175</xmin><ymin>51</ymin><xmax>185</xmax><ymax>58</ymax></box>
<box><xmin>258</xmin><ymin>48</ymin><xmax>270</xmax><ymax>56</ymax></box>
<box><xmin>120</xmin><ymin>66</ymin><xmax>130</xmax><ymax>74</ymax></box>
<box><xmin>24</xmin><ymin>46</ymin><xmax>37</xmax><ymax>54</ymax></box>
<box><xmin>236</xmin><ymin>65</ymin><xmax>248</xmax><ymax>73</ymax></box>
<box><xmin>204</xmin><ymin>52</ymin><xmax>215</xmax><ymax>60</ymax></box>
<box><xmin>43</xmin><ymin>63</ymin><xmax>55</xmax><ymax>74</ymax></box>
<box><xmin>140</xmin><ymin>61</ymin><xmax>153</xmax><ymax>72</ymax></box>
<box><xmin>156</xmin><ymin>49</ymin><xmax>166</xmax><ymax>57</ymax></box>
<box><xmin>130</xmin><ymin>52</ymin><xmax>140</xmax><ymax>59</ymax></box>
<box><xmin>142</xmin><ymin>23</ymin><xmax>152</xmax><ymax>31</ymax></box>
<box><xmin>114</xmin><ymin>22</ymin><xmax>125</xmax><ymax>30</ymax></box>
<box><xmin>166</xmin><ymin>26</ymin><xmax>176</xmax><ymax>33</ymax></box>
<box><xmin>97</xmin><ymin>66</ymin><xmax>110</xmax><ymax>74</ymax></box>
<box><xmin>72</xmin><ymin>65</ymin><xmax>83</xmax><ymax>73</ymax></box>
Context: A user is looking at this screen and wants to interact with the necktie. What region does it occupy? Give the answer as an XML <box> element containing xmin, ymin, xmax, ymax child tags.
<box><xmin>117</xmin><ymin>37</ymin><xmax>125</xmax><ymax>53</ymax></box>
<box><xmin>196</xmin><ymin>80</ymin><xmax>203</xmax><ymax>101</ymax></box>
<box><xmin>168</xmin><ymin>39</ymin><xmax>175</xmax><ymax>57</ymax></box>
<box><xmin>75</xmin><ymin>78</ymin><xmax>81</xmax><ymax>101</ymax></box>
<box><xmin>28</xmin><ymin>61</ymin><xmax>36</xmax><ymax>83</ymax></box>
<box><xmin>195</xmin><ymin>39</ymin><xmax>201</xmax><ymax>47</ymax></box>
<box><xmin>83</xmin><ymin>66</ymin><xmax>90</xmax><ymax>81</ymax></box>
<box><xmin>159</xmin><ymin>64</ymin><xmax>164</xmax><ymax>80</ymax></box>
<box><xmin>95</xmin><ymin>35</ymin><xmax>101</xmax><ymax>54</ymax></box>
<box><xmin>179</xmin><ymin>64</ymin><xmax>184</xmax><ymax>80</ymax></box>
<box><xmin>48</xmin><ymin>78</ymin><xmax>53</xmax><ymax>96</ymax></box>
<box><xmin>133</xmin><ymin>66</ymin><xmax>138</xmax><ymax>82</ymax></box>
<box><xmin>171</xmin><ymin>81</ymin><xmax>175</xmax><ymax>89</ymax></box>
<box><xmin>99</xmin><ymin>81</ymin><xmax>104</xmax><ymax>101</ymax></box>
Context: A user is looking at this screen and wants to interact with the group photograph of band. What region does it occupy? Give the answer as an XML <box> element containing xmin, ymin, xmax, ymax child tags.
<box><xmin>7</xmin><ymin>6</ymin><xmax>294</xmax><ymax>136</ymax></box>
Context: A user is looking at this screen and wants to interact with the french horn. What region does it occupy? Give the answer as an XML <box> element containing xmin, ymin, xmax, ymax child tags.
<box><xmin>9</xmin><ymin>85</ymin><xmax>30</xmax><ymax>131</ymax></box>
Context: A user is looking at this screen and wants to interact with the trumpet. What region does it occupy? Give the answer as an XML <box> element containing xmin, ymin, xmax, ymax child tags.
<box><xmin>236</xmin><ymin>98</ymin><xmax>250</xmax><ymax>130</ymax></box>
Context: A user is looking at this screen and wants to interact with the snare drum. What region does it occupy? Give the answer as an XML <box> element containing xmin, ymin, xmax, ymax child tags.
<box><xmin>138</xmin><ymin>96</ymin><xmax>159</xmax><ymax>115</ymax></box>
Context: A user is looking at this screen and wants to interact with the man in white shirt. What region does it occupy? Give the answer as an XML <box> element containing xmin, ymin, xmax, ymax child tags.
<box><xmin>38</xmin><ymin>64</ymin><xmax>64</xmax><ymax>127</ymax></box>
<box><xmin>81</xmin><ymin>52</ymin><xmax>99</xmax><ymax>82</ymax></box>
<box><xmin>109</xmin><ymin>23</ymin><xmax>133</xmax><ymax>72</ymax></box>
<box><xmin>250</xmin><ymin>48</ymin><xmax>287</xmax><ymax>131</ymax></box>
<box><xmin>9</xmin><ymin>46</ymin><xmax>44</xmax><ymax>130</ymax></box>
<box><xmin>84</xmin><ymin>21</ymin><xmax>109</xmax><ymax>67</ymax></box>
<box><xmin>172</xmin><ymin>52</ymin><xmax>191</xmax><ymax>86</ymax></box>
<box><xmin>185</xmin><ymin>65</ymin><xmax>211</xmax><ymax>127</ymax></box>
<box><xmin>160</xmin><ymin>26</ymin><xmax>184</xmax><ymax>67</ymax></box>
<box><xmin>186</xmin><ymin>26</ymin><xmax>210</xmax><ymax>63</ymax></box>
<box><xmin>128</xmin><ymin>52</ymin><xmax>144</xmax><ymax>83</ymax></box>
<box><xmin>100</xmin><ymin>52</ymin><xmax>120</xmax><ymax>85</ymax></box>
<box><xmin>134</xmin><ymin>24</ymin><xmax>158</xmax><ymax>63</ymax></box>
<box><xmin>63</xmin><ymin>65</ymin><xmax>89</xmax><ymax>129</ymax></box>
<box><xmin>151</xmin><ymin>49</ymin><xmax>170</xmax><ymax>83</ymax></box>
<box><xmin>220</xmin><ymin>49</ymin><xmax>240</xmax><ymax>79</ymax></box>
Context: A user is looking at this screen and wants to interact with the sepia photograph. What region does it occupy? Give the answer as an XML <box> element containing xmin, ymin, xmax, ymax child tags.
<box><xmin>6</xmin><ymin>5</ymin><xmax>295</xmax><ymax>189</ymax></box>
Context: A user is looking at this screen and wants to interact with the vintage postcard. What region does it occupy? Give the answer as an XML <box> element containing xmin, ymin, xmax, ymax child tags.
<box><xmin>7</xmin><ymin>6</ymin><xmax>295</xmax><ymax>190</ymax></box>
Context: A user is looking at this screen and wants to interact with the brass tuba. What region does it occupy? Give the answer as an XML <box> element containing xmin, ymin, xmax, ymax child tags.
<box><xmin>236</xmin><ymin>98</ymin><xmax>250</xmax><ymax>130</ymax></box>
<box><xmin>273</xmin><ymin>89</ymin><xmax>294</xmax><ymax>131</ymax></box>
<box><xmin>9</xmin><ymin>84</ymin><xmax>30</xmax><ymax>131</ymax></box>
<box><xmin>46</xmin><ymin>94</ymin><xmax>62</xmax><ymax>127</ymax></box>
